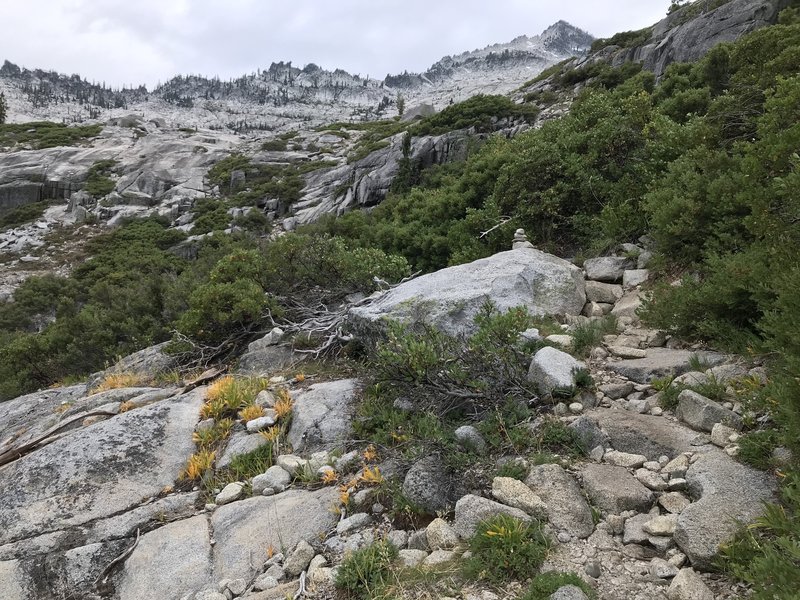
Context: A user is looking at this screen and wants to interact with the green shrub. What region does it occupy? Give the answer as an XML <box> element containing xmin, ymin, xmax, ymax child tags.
<box><xmin>570</xmin><ymin>316</ymin><xmax>618</xmax><ymax>357</ymax></box>
<box><xmin>0</xmin><ymin>122</ymin><xmax>102</xmax><ymax>149</ymax></box>
<box><xmin>335</xmin><ymin>540</ymin><xmax>399</xmax><ymax>599</ymax></box>
<box><xmin>522</xmin><ymin>571</ymin><xmax>596</xmax><ymax>600</ymax></box>
<box><xmin>373</xmin><ymin>303</ymin><xmax>535</xmax><ymax>416</ymax></box>
<box><xmin>261</xmin><ymin>138</ymin><xmax>288</xmax><ymax>151</ymax></box>
<box><xmin>738</xmin><ymin>429</ymin><xmax>781</xmax><ymax>471</ymax></box>
<box><xmin>412</xmin><ymin>94</ymin><xmax>538</xmax><ymax>136</ymax></box>
<box><xmin>463</xmin><ymin>514</ymin><xmax>550</xmax><ymax>583</ymax></box>
<box><xmin>590</xmin><ymin>27</ymin><xmax>653</xmax><ymax>53</ymax></box>
<box><xmin>84</xmin><ymin>160</ymin><xmax>117</xmax><ymax>198</ymax></box>
<box><xmin>496</xmin><ymin>461</ymin><xmax>529</xmax><ymax>481</ymax></box>
<box><xmin>0</xmin><ymin>201</ymin><xmax>48</xmax><ymax>231</ymax></box>
<box><xmin>720</xmin><ymin>472</ymin><xmax>800</xmax><ymax>599</ymax></box>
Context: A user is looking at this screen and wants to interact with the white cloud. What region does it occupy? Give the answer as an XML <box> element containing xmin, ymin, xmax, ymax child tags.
<box><xmin>1</xmin><ymin>0</ymin><xmax>669</xmax><ymax>88</ymax></box>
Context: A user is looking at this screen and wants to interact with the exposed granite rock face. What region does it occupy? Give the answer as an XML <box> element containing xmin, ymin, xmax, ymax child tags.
<box><xmin>0</xmin><ymin>389</ymin><xmax>203</xmax><ymax>546</ymax></box>
<box><xmin>612</xmin><ymin>0</ymin><xmax>791</xmax><ymax>78</ymax></box>
<box><xmin>115</xmin><ymin>516</ymin><xmax>213</xmax><ymax>600</ymax></box>
<box><xmin>295</xmin><ymin>129</ymin><xmax>473</xmax><ymax>224</ymax></box>
<box><xmin>211</xmin><ymin>488</ymin><xmax>338</xmax><ymax>581</ymax></box>
<box><xmin>287</xmin><ymin>379</ymin><xmax>359</xmax><ymax>452</ymax></box>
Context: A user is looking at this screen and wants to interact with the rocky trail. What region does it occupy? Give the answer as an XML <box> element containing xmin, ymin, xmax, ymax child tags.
<box><xmin>0</xmin><ymin>234</ymin><xmax>777</xmax><ymax>600</ymax></box>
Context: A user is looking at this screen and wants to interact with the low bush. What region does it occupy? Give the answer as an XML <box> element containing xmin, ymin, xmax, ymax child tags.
<box><xmin>0</xmin><ymin>121</ymin><xmax>103</xmax><ymax>149</ymax></box>
<box><xmin>335</xmin><ymin>540</ymin><xmax>399</xmax><ymax>600</ymax></box>
<box><xmin>720</xmin><ymin>473</ymin><xmax>800</xmax><ymax>599</ymax></box>
<box><xmin>463</xmin><ymin>514</ymin><xmax>550</xmax><ymax>583</ymax></box>
<box><xmin>522</xmin><ymin>571</ymin><xmax>596</xmax><ymax>600</ymax></box>
<box><xmin>0</xmin><ymin>201</ymin><xmax>49</xmax><ymax>231</ymax></box>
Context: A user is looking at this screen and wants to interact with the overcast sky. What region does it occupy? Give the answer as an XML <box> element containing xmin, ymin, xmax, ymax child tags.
<box><xmin>2</xmin><ymin>1</ymin><xmax>670</xmax><ymax>89</ymax></box>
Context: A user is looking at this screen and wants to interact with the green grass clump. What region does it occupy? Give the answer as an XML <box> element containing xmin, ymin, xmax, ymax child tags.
<box><xmin>335</xmin><ymin>540</ymin><xmax>399</xmax><ymax>600</ymax></box>
<box><xmin>463</xmin><ymin>514</ymin><xmax>550</xmax><ymax>583</ymax></box>
<box><xmin>737</xmin><ymin>429</ymin><xmax>781</xmax><ymax>471</ymax></box>
<box><xmin>522</xmin><ymin>571</ymin><xmax>597</xmax><ymax>600</ymax></box>
<box><xmin>570</xmin><ymin>316</ymin><xmax>618</xmax><ymax>358</ymax></box>
<box><xmin>496</xmin><ymin>461</ymin><xmax>529</xmax><ymax>481</ymax></box>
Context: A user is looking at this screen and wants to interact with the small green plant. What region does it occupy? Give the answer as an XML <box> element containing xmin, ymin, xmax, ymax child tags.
<box><xmin>737</xmin><ymin>429</ymin><xmax>781</xmax><ymax>471</ymax></box>
<box><xmin>688</xmin><ymin>353</ymin><xmax>712</xmax><ymax>372</ymax></box>
<box><xmin>571</xmin><ymin>316</ymin><xmax>618</xmax><ymax>358</ymax></box>
<box><xmin>719</xmin><ymin>472</ymin><xmax>800</xmax><ymax>599</ymax></box>
<box><xmin>496</xmin><ymin>461</ymin><xmax>529</xmax><ymax>481</ymax></box>
<box><xmin>463</xmin><ymin>514</ymin><xmax>550</xmax><ymax>583</ymax></box>
<box><xmin>534</xmin><ymin>418</ymin><xmax>586</xmax><ymax>458</ymax></box>
<box><xmin>522</xmin><ymin>571</ymin><xmax>597</xmax><ymax>600</ymax></box>
<box><xmin>574</xmin><ymin>368</ymin><xmax>595</xmax><ymax>390</ymax></box>
<box><xmin>335</xmin><ymin>540</ymin><xmax>399</xmax><ymax>599</ymax></box>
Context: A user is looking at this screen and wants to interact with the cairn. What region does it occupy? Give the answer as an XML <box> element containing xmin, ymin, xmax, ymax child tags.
<box><xmin>512</xmin><ymin>228</ymin><xmax>534</xmax><ymax>250</ymax></box>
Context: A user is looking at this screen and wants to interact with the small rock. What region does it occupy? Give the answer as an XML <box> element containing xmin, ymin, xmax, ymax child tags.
<box><xmin>252</xmin><ymin>465</ymin><xmax>292</xmax><ymax>495</ymax></box>
<box><xmin>569</xmin><ymin>402</ymin><xmax>584</xmax><ymax>414</ymax></box>
<box><xmin>337</xmin><ymin>512</ymin><xmax>371</xmax><ymax>534</ymax></box>
<box><xmin>604</xmin><ymin>450</ymin><xmax>647</xmax><ymax>469</ymax></box>
<box><xmin>387</xmin><ymin>530</ymin><xmax>408</xmax><ymax>549</ymax></box>
<box><xmin>423</xmin><ymin>549</ymin><xmax>456</xmax><ymax>567</ymax></box>
<box><xmin>253</xmin><ymin>574</ymin><xmax>279</xmax><ymax>591</ymax></box>
<box><xmin>659</xmin><ymin>492</ymin><xmax>691</xmax><ymax>514</ymax></box>
<box><xmin>609</xmin><ymin>346</ymin><xmax>647</xmax><ymax>359</ymax></box>
<box><xmin>598</xmin><ymin>382</ymin><xmax>634</xmax><ymax>400</ymax></box>
<box><xmin>549</xmin><ymin>585</ymin><xmax>589</xmax><ymax>600</ymax></box>
<box><xmin>276</xmin><ymin>454</ymin><xmax>307</xmax><ymax>476</ymax></box>
<box><xmin>246</xmin><ymin>415</ymin><xmax>276</xmax><ymax>432</ymax></box>
<box><xmin>663</xmin><ymin>455</ymin><xmax>690</xmax><ymax>478</ymax></box>
<box><xmin>635</xmin><ymin>468</ymin><xmax>668</xmax><ymax>491</ymax></box>
<box><xmin>491</xmin><ymin>477</ymin><xmax>548</xmax><ymax>518</ymax></box>
<box><xmin>667</xmin><ymin>568</ymin><xmax>714</xmax><ymax>600</ymax></box>
<box><xmin>676</xmin><ymin>390</ymin><xmax>742</xmax><ymax>432</ymax></box>
<box><xmin>215</xmin><ymin>482</ymin><xmax>244</xmax><ymax>506</ymax></box>
<box><xmin>643</xmin><ymin>514</ymin><xmax>678</xmax><ymax>537</ymax></box>
<box><xmin>408</xmin><ymin>530</ymin><xmax>429</xmax><ymax>551</ymax></box>
<box><xmin>426</xmin><ymin>518</ymin><xmax>460</xmax><ymax>550</ymax></box>
<box><xmin>454</xmin><ymin>425</ymin><xmax>487</xmax><ymax>453</ymax></box>
<box><xmin>334</xmin><ymin>450</ymin><xmax>361</xmax><ymax>473</ymax></box>
<box><xmin>283</xmin><ymin>540</ymin><xmax>315</xmax><ymax>577</ymax></box>
<box><xmin>453</xmin><ymin>494</ymin><xmax>531</xmax><ymax>539</ymax></box>
<box><xmin>398</xmin><ymin>549</ymin><xmax>428</xmax><ymax>567</ymax></box>
<box><xmin>225</xmin><ymin>579</ymin><xmax>247</xmax><ymax>596</ymax></box>
<box><xmin>710</xmin><ymin>423</ymin><xmax>737</xmax><ymax>448</ymax></box>
<box><xmin>584</xmin><ymin>559</ymin><xmax>602</xmax><ymax>578</ymax></box>
<box><xmin>307</xmin><ymin>554</ymin><xmax>327</xmax><ymax>580</ymax></box>
<box><xmin>650</xmin><ymin>557</ymin><xmax>679</xmax><ymax>579</ymax></box>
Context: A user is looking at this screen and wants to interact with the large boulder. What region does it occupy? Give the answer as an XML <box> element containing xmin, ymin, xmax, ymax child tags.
<box><xmin>528</xmin><ymin>347</ymin><xmax>586</xmax><ymax>397</ymax></box>
<box><xmin>287</xmin><ymin>379</ymin><xmax>359</xmax><ymax>452</ymax></box>
<box><xmin>674</xmin><ymin>450</ymin><xmax>776</xmax><ymax>569</ymax></box>
<box><xmin>349</xmin><ymin>248</ymin><xmax>585</xmax><ymax>339</ymax></box>
<box><xmin>675</xmin><ymin>390</ymin><xmax>742</xmax><ymax>432</ymax></box>
<box><xmin>526</xmin><ymin>464</ymin><xmax>594</xmax><ymax>538</ymax></box>
<box><xmin>583</xmin><ymin>256</ymin><xmax>634</xmax><ymax>283</ymax></box>
<box><xmin>402</xmin><ymin>455</ymin><xmax>455</xmax><ymax>515</ymax></box>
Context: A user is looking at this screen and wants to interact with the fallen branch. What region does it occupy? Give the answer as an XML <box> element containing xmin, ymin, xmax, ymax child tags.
<box><xmin>94</xmin><ymin>528</ymin><xmax>141</xmax><ymax>590</ymax></box>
